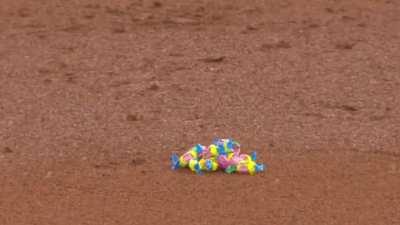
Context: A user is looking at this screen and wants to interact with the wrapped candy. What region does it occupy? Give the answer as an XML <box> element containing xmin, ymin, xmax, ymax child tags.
<box><xmin>199</xmin><ymin>138</ymin><xmax>240</xmax><ymax>159</ymax></box>
<box><xmin>198</xmin><ymin>158</ymin><xmax>219</xmax><ymax>172</ymax></box>
<box><xmin>224</xmin><ymin>152</ymin><xmax>265</xmax><ymax>175</ymax></box>
<box><xmin>199</xmin><ymin>144</ymin><xmax>217</xmax><ymax>159</ymax></box>
<box><xmin>170</xmin><ymin>144</ymin><xmax>205</xmax><ymax>170</ymax></box>
<box><xmin>213</xmin><ymin>138</ymin><xmax>240</xmax><ymax>156</ymax></box>
<box><xmin>218</xmin><ymin>152</ymin><xmax>254</xmax><ymax>169</ymax></box>
<box><xmin>225</xmin><ymin>161</ymin><xmax>265</xmax><ymax>175</ymax></box>
<box><xmin>187</xmin><ymin>158</ymin><xmax>219</xmax><ymax>174</ymax></box>
<box><xmin>170</xmin><ymin>139</ymin><xmax>265</xmax><ymax>175</ymax></box>
<box><xmin>188</xmin><ymin>159</ymin><xmax>201</xmax><ymax>173</ymax></box>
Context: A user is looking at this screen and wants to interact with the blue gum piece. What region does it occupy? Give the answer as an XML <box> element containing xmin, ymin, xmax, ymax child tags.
<box><xmin>206</xmin><ymin>159</ymin><xmax>212</xmax><ymax>171</ymax></box>
<box><xmin>255</xmin><ymin>163</ymin><xmax>265</xmax><ymax>173</ymax></box>
<box><xmin>194</xmin><ymin>163</ymin><xmax>203</xmax><ymax>175</ymax></box>
<box><xmin>217</xmin><ymin>145</ymin><xmax>226</xmax><ymax>155</ymax></box>
<box><xmin>251</xmin><ymin>151</ymin><xmax>257</xmax><ymax>161</ymax></box>
<box><xmin>170</xmin><ymin>153</ymin><xmax>180</xmax><ymax>170</ymax></box>
<box><xmin>227</xmin><ymin>140</ymin><xmax>233</xmax><ymax>150</ymax></box>
<box><xmin>195</xmin><ymin>144</ymin><xmax>203</xmax><ymax>154</ymax></box>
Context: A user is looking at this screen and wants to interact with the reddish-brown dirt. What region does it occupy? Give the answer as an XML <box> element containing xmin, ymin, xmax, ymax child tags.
<box><xmin>1</xmin><ymin>0</ymin><xmax>400</xmax><ymax>224</ymax></box>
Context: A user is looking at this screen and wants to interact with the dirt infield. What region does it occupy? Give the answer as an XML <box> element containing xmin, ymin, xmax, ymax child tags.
<box><xmin>1</xmin><ymin>0</ymin><xmax>400</xmax><ymax>224</ymax></box>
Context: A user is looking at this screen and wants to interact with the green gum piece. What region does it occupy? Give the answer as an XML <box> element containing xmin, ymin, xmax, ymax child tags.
<box><xmin>225</xmin><ymin>165</ymin><xmax>236</xmax><ymax>174</ymax></box>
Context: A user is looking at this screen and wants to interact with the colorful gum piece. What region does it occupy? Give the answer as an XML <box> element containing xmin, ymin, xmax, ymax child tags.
<box><xmin>209</xmin><ymin>144</ymin><xmax>219</xmax><ymax>157</ymax></box>
<box><xmin>187</xmin><ymin>158</ymin><xmax>219</xmax><ymax>174</ymax></box>
<box><xmin>188</xmin><ymin>159</ymin><xmax>201</xmax><ymax>174</ymax></box>
<box><xmin>199</xmin><ymin>158</ymin><xmax>218</xmax><ymax>172</ymax></box>
<box><xmin>188</xmin><ymin>144</ymin><xmax>205</xmax><ymax>158</ymax></box>
<box><xmin>225</xmin><ymin>158</ymin><xmax>265</xmax><ymax>175</ymax></box>
<box><xmin>170</xmin><ymin>144</ymin><xmax>205</xmax><ymax>169</ymax></box>
<box><xmin>213</xmin><ymin>138</ymin><xmax>237</xmax><ymax>155</ymax></box>
<box><xmin>217</xmin><ymin>152</ymin><xmax>238</xmax><ymax>169</ymax></box>
<box><xmin>217</xmin><ymin>151</ymin><xmax>256</xmax><ymax>169</ymax></box>
<box><xmin>204</xmin><ymin>138</ymin><xmax>240</xmax><ymax>158</ymax></box>
<box><xmin>199</xmin><ymin>143</ymin><xmax>231</xmax><ymax>159</ymax></box>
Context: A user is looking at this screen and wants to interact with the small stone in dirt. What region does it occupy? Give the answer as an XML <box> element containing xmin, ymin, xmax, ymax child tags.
<box><xmin>127</xmin><ymin>114</ymin><xmax>141</xmax><ymax>121</ymax></box>
<box><xmin>149</xmin><ymin>83</ymin><xmax>160</xmax><ymax>91</ymax></box>
<box><xmin>200</xmin><ymin>56</ymin><xmax>225</xmax><ymax>63</ymax></box>
<box><xmin>341</xmin><ymin>105</ymin><xmax>358</xmax><ymax>112</ymax></box>
<box><xmin>246</xmin><ymin>24</ymin><xmax>258</xmax><ymax>30</ymax></box>
<box><xmin>357</xmin><ymin>23</ymin><xmax>367</xmax><ymax>27</ymax></box>
<box><xmin>335</xmin><ymin>42</ymin><xmax>355</xmax><ymax>50</ymax></box>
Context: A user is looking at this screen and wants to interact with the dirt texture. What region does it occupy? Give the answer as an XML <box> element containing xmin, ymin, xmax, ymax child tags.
<box><xmin>1</xmin><ymin>0</ymin><xmax>400</xmax><ymax>224</ymax></box>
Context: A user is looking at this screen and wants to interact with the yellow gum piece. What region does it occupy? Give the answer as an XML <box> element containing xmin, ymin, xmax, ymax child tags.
<box><xmin>188</xmin><ymin>159</ymin><xmax>199</xmax><ymax>172</ymax></box>
<box><xmin>236</xmin><ymin>160</ymin><xmax>257</xmax><ymax>175</ymax></box>
<box><xmin>211</xmin><ymin>161</ymin><xmax>218</xmax><ymax>171</ymax></box>
<box><xmin>198</xmin><ymin>159</ymin><xmax>219</xmax><ymax>171</ymax></box>
<box><xmin>189</xmin><ymin>149</ymin><xmax>198</xmax><ymax>159</ymax></box>
<box><xmin>179</xmin><ymin>156</ymin><xmax>189</xmax><ymax>167</ymax></box>
<box><xmin>209</xmin><ymin>145</ymin><xmax>218</xmax><ymax>157</ymax></box>
<box><xmin>198</xmin><ymin>159</ymin><xmax>207</xmax><ymax>170</ymax></box>
<box><xmin>247</xmin><ymin>160</ymin><xmax>257</xmax><ymax>175</ymax></box>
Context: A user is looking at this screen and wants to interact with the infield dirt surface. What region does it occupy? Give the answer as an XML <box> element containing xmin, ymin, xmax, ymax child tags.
<box><xmin>1</xmin><ymin>0</ymin><xmax>400</xmax><ymax>224</ymax></box>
